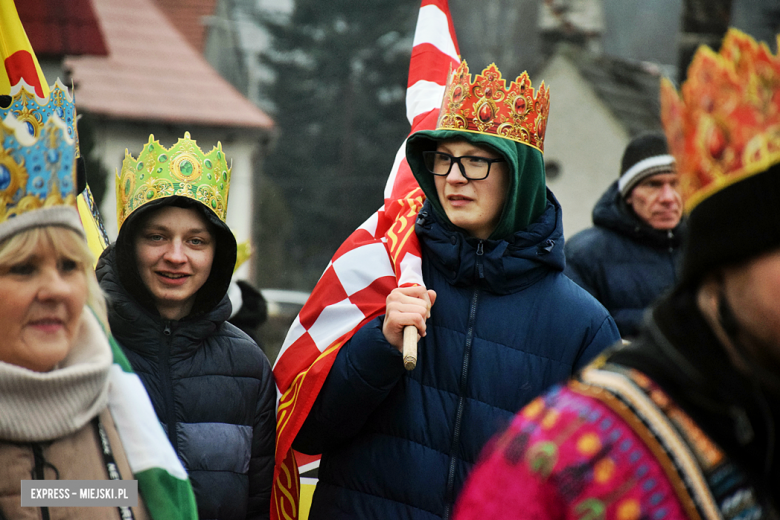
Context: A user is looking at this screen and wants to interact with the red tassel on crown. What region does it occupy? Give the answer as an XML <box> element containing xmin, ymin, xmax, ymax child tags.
<box><xmin>436</xmin><ymin>60</ymin><xmax>551</xmax><ymax>153</ymax></box>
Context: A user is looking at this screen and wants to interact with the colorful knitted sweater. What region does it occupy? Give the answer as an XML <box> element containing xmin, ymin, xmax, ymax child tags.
<box><xmin>454</xmin><ymin>287</ymin><xmax>780</xmax><ymax>520</ymax></box>
<box><xmin>456</xmin><ymin>363</ymin><xmax>770</xmax><ymax>520</ymax></box>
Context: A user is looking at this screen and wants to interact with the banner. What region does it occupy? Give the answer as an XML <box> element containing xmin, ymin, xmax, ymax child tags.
<box><xmin>270</xmin><ymin>2</ymin><xmax>460</xmax><ymax>518</ymax></box>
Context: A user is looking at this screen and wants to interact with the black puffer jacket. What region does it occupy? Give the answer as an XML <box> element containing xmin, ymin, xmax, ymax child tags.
<box><xmin>564</xmin><ymin>181</ymin><xmax>684</xmax><ymax>338</ymax></box>
<box><xmin>96</xmin><ymin>198</ymin><xmax>276</xmax><ymax>520</ymax></box>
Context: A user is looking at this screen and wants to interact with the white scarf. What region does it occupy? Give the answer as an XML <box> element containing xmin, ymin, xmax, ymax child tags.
<box><xmin>0</xmin><ymin>309</ymin><xmax>111</xmax><ymax>442</ymax></box>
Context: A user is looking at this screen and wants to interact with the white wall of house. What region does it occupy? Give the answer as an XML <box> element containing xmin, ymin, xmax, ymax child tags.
<box><xmin>88</xmin><ymin>121</ymin><xmax>262</xmax><ymax>279</ymax></box>
<box><xmin>537</xmin><ymin>53</ymin><xmax>630</xmax><ymax>239</ymax></box>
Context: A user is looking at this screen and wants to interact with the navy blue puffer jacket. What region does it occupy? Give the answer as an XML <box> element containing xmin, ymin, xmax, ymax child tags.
<box><xmin>564</xmin><ymin>181</ymin><xmax>685</xmax><ymax>338</ymax></box>
<box><xmin>294</xmin><ymin>194</ymin><xmax>620</xmax><ymax>519</ymax></box>
<box><xmin>97</xmin><ymin>244</ymin><xmax>276</xmax><ymax>520</ymax></box>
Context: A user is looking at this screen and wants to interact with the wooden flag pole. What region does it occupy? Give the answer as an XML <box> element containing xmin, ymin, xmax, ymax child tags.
<box><xmin>403</xmin><ymin>325</ymin><xmax>417</xmax><ymax>370</ymax></box>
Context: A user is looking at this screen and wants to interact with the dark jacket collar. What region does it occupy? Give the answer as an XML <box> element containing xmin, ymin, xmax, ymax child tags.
<box><xmin>96</xmin><ymin>244</ymin><xmax>231</xmax><ymax>357</ymax></box>
<box><xmin>414</xmin><ymin>189</ymin><xmax>565</xmax><ymax>295</ymax></box>
<box><xmin>593</xmin><ymin>181</ymin><xmax>685</xmax><ymax>249</ymax></box>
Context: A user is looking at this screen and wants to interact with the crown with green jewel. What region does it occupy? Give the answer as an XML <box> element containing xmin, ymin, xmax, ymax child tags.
<box><xmin>116</xmin><ymin>132</ymin><xmax>231</xmax><ymax>229</ymax></box>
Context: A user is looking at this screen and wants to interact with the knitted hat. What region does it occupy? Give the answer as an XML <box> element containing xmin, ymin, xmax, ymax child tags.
<box><xmin>659</xmin><ymin>29</ymin><xmax>780</xmax><ymax>283</ymax></box>
<box><xmin>617</xmin><ymin>132</ymin><xmax>676</xmax><ymax>198</ymax></box>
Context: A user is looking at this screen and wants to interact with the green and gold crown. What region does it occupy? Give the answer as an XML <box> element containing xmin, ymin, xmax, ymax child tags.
<box><xmin>116</xmin><ymin>132</ymin><xmax>231</xmax><ymax>229</ymax></box>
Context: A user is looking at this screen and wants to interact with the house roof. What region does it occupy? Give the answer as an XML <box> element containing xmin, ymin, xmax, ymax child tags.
<box><xmin>65</xmin><ymin>0</ymin><xmax>273</xmax><ymax>130</ymax></box>
<box><xmin>153</xmin><ymin>0</ymin><xmax>218</xmax><ymax>52</ymax></box>
<box><xmin>560</xmin><ymin>45</ymin><xmax>664</xmax><ymax>137</ymax></box>
<box><xmin>17</xmin><ymin>0</ymin><xmax>108</xmax><ymax>57</ymax></box>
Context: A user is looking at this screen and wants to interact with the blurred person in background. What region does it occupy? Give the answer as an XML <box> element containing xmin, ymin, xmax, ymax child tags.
<box><xmin>227</xmin><ymin>240</ymin><xmax>269</xmax><ymax>347</ymax></box>
<box><xmin>228</xmin><ymin>280</ymin><xmax>268</xmax><ymax>346</ymax></box>
<box><xmin>0</xmin><ymin>116</ymin><xmax>197</xmax><ymax>519</ymax></box>
<box><xmin>96</xmin><ymin>134</ymin><xmax>276</xmax><ymax>520</ymax></box>
<box><xmin>565</xmin><ymin>132</ymin><xmax>685</xmax><ymax>339</ymax></box>
<box><xmin>292</xmin><ymin>61</ymin><xmax>619</xmax><ymax>520</ymax></box>
<box><xmin>453</xmin><ymin>29</ymin><xmax>780</xmax><ymax>519</ymax></box>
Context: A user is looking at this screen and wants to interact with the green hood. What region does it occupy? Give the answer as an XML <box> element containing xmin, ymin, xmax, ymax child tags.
<box><xmin>406</xmin><ymin>129</ymin><xmax>547</xmax><ymax>240</ymax></box>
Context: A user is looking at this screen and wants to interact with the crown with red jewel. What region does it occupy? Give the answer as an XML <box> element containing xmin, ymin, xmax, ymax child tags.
<box><xmin>661</xmin><ymin>28</ymin><xmax>780</xmax><ymax>212</ymax></box>
<box><xmin>436</xmin><ymin>60</ymin><xmax>551</xmax><ymax>153</ymax></box>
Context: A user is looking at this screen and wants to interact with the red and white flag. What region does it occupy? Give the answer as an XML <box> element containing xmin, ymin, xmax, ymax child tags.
<box><xmin>271</xmin><ymin>2</ymin><xmax>459</xmax><ymax>519</ymax></box>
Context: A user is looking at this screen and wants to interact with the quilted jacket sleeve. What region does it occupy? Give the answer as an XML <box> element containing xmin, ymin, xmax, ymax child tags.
<box><xmin>563</xmin><ymin>240</ymin><xmax>602</xmax><ymax>303</ymax></box>
<box><xmin>247</xmin><ymin>351</ymin><xmax>276</xmax><ymax>520</ymax></box>
<box><xmin>573</xmin><ymin>314</ymin><xmax>621</xmax><ymax>371</ymax></box>
<box><xmin>293</xmin><ymin>317</ymin><xmax>406</xmax><ymax>455</ymax></box>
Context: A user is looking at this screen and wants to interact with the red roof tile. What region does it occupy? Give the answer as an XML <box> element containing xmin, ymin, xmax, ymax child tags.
<box><xmin>65</xmin><ymin>0</ymin><xmax>274</xmax><ymax>129</ymax></box>
<box><xmin>154</xmin><ymin>0</ymin><xmax>218</xmax><ymax>52</ymax></box>
<box><xmin>17</xmin><ymin>0</ymin><xmax>108</xmax><ymax>57</ymax></box>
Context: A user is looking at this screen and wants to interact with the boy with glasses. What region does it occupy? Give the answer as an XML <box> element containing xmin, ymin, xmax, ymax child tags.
<box><xmin>293</xmin><ymin>61</ymin><xmax>620</xmax><ymax>520</ymax></box>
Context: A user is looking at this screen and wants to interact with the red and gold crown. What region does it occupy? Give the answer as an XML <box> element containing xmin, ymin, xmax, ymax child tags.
<box><xmin>436</xmin><ymin>61</ymin><xmax>550</xmax><ymax>153</ymax></box>
<box><xmin>661</xmin><ymin>28</ymin><xmax>780</xmax><ymax>212</ymax></box>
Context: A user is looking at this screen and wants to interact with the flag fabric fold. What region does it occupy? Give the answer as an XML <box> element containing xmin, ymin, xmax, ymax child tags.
<box><xmin>270</xmin><ymin>2</ymin><xmax>460</xmax><ymax>518</ymax></box>
<box><xmin>77</xmin><ymin>184</ymin><xmax>111</xmax><ymax>266</ymax></box>
<box><xmin>0</xmin><ymin>0</ymin><xmax>49</xmax><ymax>98</ymax></box>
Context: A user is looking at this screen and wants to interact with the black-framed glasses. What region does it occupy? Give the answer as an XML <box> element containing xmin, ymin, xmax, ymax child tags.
<box><xmin>422</xmin><ymin>151</ymin><xmax>505</xmax><ymax>180</ymax></box>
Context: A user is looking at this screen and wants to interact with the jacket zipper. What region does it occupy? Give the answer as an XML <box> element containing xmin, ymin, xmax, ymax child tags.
<box><xmin>161</xmin><ymin>321</ymin><xmax>179</xmax><ymax>453</ymax></box>
<box><xmin>443</xmin><ymin>280</ymin><xmax>480</xmax><ymax>519</ymax></box>
<box><xmin>476</xmin><ymin>240</ymin><xmax>485</xmax><ymax>279</ymax></box>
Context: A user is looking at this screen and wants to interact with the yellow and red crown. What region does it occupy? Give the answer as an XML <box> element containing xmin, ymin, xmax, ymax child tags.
<box><xmin>436</xmin><ymin>61</ymin><xmax>550</xmax><ymax>153</ymax></box>
<box><xmin>661</xmin><ymin>28</ymin><xmax>780</xmax><ymax>212</ymax></box>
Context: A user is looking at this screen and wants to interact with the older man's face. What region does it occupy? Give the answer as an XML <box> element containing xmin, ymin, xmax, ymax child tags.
<box><xmin>626</xmin><ymin>172</ymin><xmax>683</xmax><ymax>230</ymax></box>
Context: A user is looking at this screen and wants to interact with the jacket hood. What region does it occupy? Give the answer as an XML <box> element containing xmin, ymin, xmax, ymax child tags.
<box><xmin>102</xmin><ymin>196</ymin><xmax>237</xmax><ymax>318</ymax></box>
<box><xmin>593</xmin><ymin>180</ymin><xmax>685</xmax><ymax>249</ymax></box>
<box><xmin>415</xmin><ymin>189</ymin><xmax>564</xmax><ymax>295</ymax></box>
<box><xmin>96</xmin><ymin>244</ymin><xmax>232</xmax><ymax>357</ymax></box>
<box><xmin>406</xmin><ymin>129</ymin><xmax>547</xmax><ymax>240</ymax></box>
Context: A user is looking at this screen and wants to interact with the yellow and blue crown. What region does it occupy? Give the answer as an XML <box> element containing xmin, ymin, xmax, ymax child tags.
<box><xmin>1</xmin><ymin>80</ymin><xmax>76</xmax><ymax>146</ymax></box>
<box><xmin>116</xmin><ymin>133</ymin><xmax>232</xmax><ymax>229</ymax></box>
<box><xmin>0</xmin><ymin>113</ymin><xmax>77</xmax><ymax>222</ymax></box>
